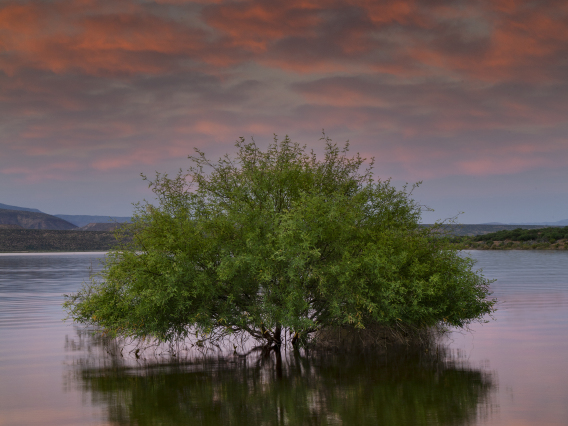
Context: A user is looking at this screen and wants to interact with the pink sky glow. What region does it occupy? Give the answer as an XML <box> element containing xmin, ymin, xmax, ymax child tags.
<box><xmin>1</xmin><ymin>0</ymin><xmax>567</xmax><ymax>222</ymax></box>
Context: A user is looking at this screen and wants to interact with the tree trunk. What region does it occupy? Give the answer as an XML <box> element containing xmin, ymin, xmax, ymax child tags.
<box><xmin>274</xmin><ymin>346</ymin><xmax>283</xmax><ymax>378</ymax></box>
<box><xmin>273</xmin><ymin>324</ymin><xmax>282</xmax><ymax>348</ymax></box>
<box><xmin>291</xmin><ymin>331</ymin><xmax>299</xmax><ymax>346</ymax></box>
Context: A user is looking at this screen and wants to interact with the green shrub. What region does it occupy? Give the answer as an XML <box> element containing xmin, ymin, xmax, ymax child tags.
<box><xmin>64</xmin><ymin>136</ymin><xmax>496</xmax><ymax>348</ymax></box>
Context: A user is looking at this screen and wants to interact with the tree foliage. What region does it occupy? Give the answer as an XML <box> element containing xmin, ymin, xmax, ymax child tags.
<box><xmin>64</xmin><ymin>135</ymin><xmax>495</xmax><ymax>348</ymax></box>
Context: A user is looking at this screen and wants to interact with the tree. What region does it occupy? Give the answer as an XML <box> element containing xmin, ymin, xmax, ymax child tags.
<box><xmin>64</xmin><ymin>135</ymin><xmax>495</xmax><ymax>350</ymax></box>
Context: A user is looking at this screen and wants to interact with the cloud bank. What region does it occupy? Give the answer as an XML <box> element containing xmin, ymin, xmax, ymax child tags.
<box><xmin>1</xmin><ymin>0</ymin><xmax>567</xmax><ymax>219</ymax></box>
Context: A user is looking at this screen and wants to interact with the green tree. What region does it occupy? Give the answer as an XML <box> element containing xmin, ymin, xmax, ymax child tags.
<box><xmin>64</xmin><ymin>135</ymin><xmax>495</xmax><ymax>349</ymax></box>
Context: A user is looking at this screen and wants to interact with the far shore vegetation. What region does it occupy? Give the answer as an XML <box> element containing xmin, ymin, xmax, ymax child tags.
<box><xmin>449</xmin><ymin>226</ymin><xmax>568</xmax><ymax>250</ymax></box>
<box><xmin>0</xmin><ymin>229</ymin><xmax>128</xmax><ymax>252</ymax></box>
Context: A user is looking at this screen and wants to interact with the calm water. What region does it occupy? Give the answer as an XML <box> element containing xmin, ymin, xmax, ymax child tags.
<box><xmin>0</xmin><ymin>251</ymin><xmax>567</xmax><ymax>425</ymax></box>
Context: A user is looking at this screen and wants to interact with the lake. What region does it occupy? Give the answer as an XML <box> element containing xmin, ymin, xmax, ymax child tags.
<box><xmin>0</xmin><ymin>251</ymin><xmax>567</xmax><ymax>425</ymax></box>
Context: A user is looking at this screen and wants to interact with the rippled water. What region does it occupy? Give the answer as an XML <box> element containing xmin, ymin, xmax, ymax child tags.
<box><xmin>0</xmin><ymin>251</ymin><xmax>567</xmax><ymax>425</ymax></box>
<box><xmin>0</xmin><ymin>253</ymin><xmax>107</xmax><ymax>426</ymax></box>
<box><xmin>450</xmin><ymin>251</ymin><xmax>568</xmax><ymax>426</ymax></box>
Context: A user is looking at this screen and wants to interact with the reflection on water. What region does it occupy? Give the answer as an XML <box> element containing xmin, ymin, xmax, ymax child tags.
<box><xmin>1</xmin><ymin>251</ymin><xmax>568</xmax><ymax>425</ymax></box>
<box><xmin>66</xmin><ymin>331</ymin><xmax>493</xmax><ymax>426</ymax></box>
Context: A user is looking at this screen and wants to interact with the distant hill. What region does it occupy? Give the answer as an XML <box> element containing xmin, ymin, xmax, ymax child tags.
<box><xmin>424</xmin><ymin>224</ymin><xmax>552</xmax><ymax>237</ymax></box>
<box><xmin>55</xmin><ymin>214</ymin><xmax>131</xmax><ymax>227</ymax></box>
<box><xmin>0</xmin><ymin>203</ymin><xmax>43</xmax><ymax>213</ymax></box>
<box><xmin>508</xmin><ymin>219</ymin><xmax>568</xmax><ymax>226</ymax></box>
<box><xmin>80</xmin><ymin>222</ymin><xmax>126</xmax><ymax>231</ymax></box>
<box><xmin>0</xmin><ymin>209</ymin><xmax>77</xmax><ymax>230</ymax></box>
<box><xmin>0</xmin><ymin>224</ymin><xmax>24</xmax><ymax>229</ymax></box>
<box><xmin>481</xmin><ymin>220</ymin><xmax>568</xmax><ymax>226</ymax></box>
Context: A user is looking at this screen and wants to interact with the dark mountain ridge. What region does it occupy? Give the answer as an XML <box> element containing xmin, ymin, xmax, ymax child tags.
<box><xmin>0</xmin><ymin>203</ymin><xmax>42</xmax><ymax>213</ymax></box>
<box><xmin>0</xmin><ymin>209</ymin><xmax>77</xmax><ymax>230</ymax></box>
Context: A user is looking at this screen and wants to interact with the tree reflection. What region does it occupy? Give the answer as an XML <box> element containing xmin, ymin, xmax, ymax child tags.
<box><xmin>66</xmin><ymin>330</ymin><xmax>495</xmax><ymax>426</ymax></box>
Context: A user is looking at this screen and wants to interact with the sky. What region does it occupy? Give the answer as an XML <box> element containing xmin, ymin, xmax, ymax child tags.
<box><xmin>1</xmin><ymin>0</ymin><xmax>567</xmax><ymax>223</ymax></box>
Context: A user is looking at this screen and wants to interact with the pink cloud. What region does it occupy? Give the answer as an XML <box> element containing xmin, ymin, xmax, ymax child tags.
<box><xmin>1</xmin><ymin>161</ymin><xmax>81</xmax><ymax>182</ymax></box>
<box><xmin>1</xmin><ymin>0</ymin><xmax>567</xmax><ymax>190</ymax></box>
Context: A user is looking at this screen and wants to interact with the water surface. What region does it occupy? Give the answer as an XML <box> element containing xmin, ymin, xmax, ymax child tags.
<box><xmin>0</xmin><ymin>251</ymin><xmax>567</xmax><ymax>425</ymax></box>
<box><xmin>450</xmin><ymin>250</ymin><xmax>568</xmax><ymax>426</ymax></box>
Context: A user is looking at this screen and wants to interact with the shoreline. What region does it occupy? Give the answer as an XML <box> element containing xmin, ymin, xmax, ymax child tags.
<box><xmin>459</xmin><ymin>248</ymin><xmax>568</xmax><ymax>251</ymax></box>
<box><xmin>452</xmin><ymin>243</ymin><xmax>567</xmax><ymax>251</ymax></box>
<box><xmin>0</xmin><ymin>229</ymin><xmax>127</xmax><ymax>252</ymax></box>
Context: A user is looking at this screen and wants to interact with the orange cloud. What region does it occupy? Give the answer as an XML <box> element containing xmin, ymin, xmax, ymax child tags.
<box><xmin>1</xmin><ymin>0</ymin><xmax>566</xmax><ymax>82</ymax></box>
<box><xmin>1</xmin><ymin>0</ymin><xmax>568</xmax><ymax>188</ymax></box>
<box><xmin>0</xmin><ymin>1</ymin><xmax>211</xmax><ymax>76</ymax></box>
<box><xmin>203</xmin><ymin>0</ymin><xmax>324</xmax><ymax>55</ymax></box>
<box><xmin>402</xmin><ymin>0</ymin><xmax>568</xmax><ymax>83</ymax></box>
